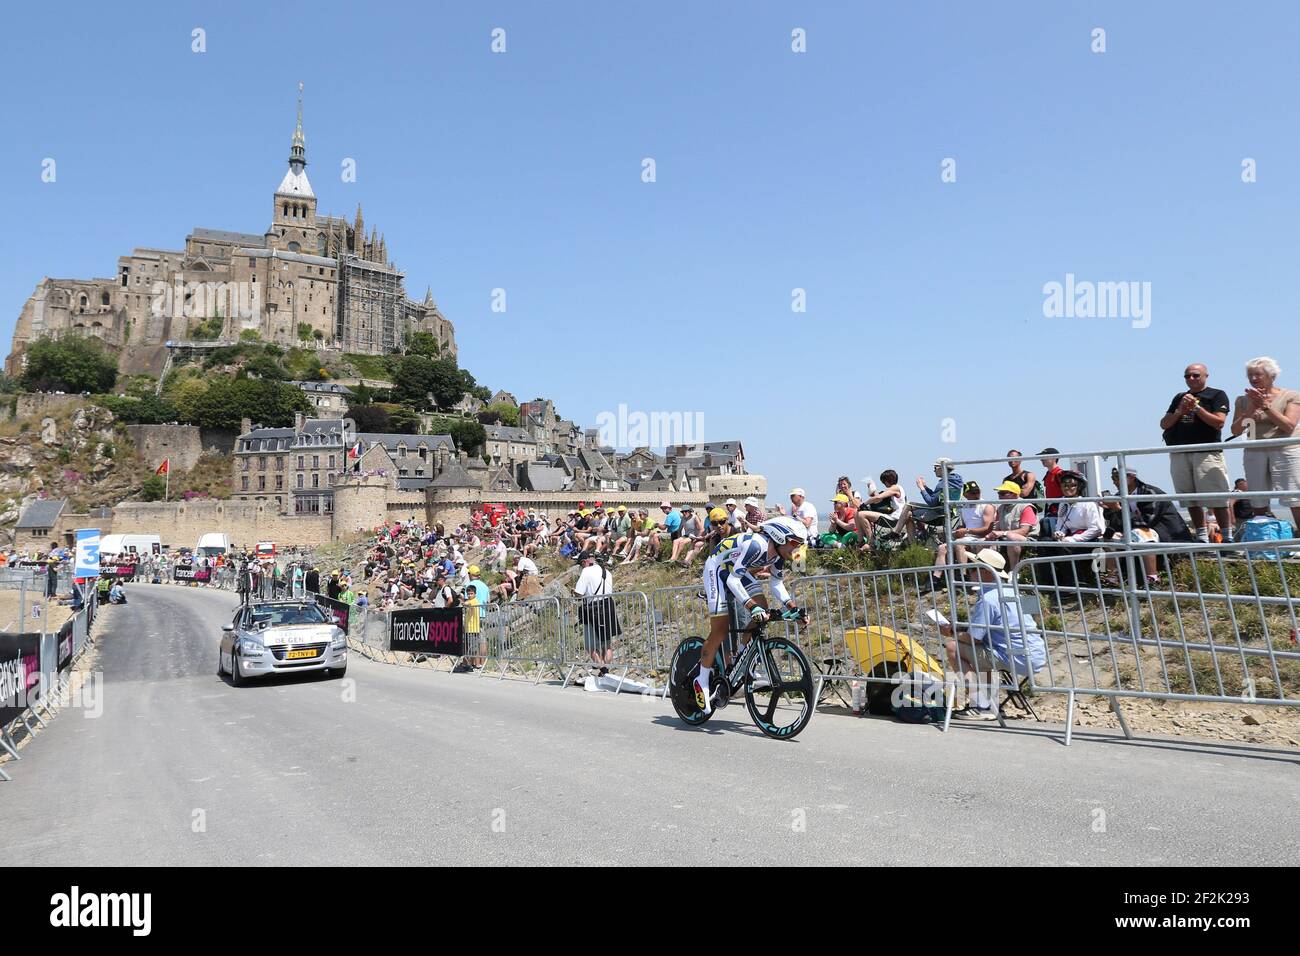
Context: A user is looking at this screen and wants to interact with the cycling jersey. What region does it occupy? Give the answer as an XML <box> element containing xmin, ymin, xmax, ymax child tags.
<box><xmin>703</xmin><ymin>532</ymin><xmax>791</xmax><ymax>616</ymax></box>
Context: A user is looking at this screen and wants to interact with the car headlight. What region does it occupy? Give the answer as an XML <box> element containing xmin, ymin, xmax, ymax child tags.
<box><xmin>330</xmin><ymin>631</ymin><xmax>347</xmax><ymax>649</ymax></box>
<box><xmin>238</xmin><ymin>638</ymin><xmax>266</xmax><ymax>656</ymax></box>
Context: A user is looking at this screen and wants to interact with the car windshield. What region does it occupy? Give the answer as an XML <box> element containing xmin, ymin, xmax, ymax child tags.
<box><xmin>250</xmin><ymin>605</ymin><xmax>328</xmax><ymax>628</ymax></box>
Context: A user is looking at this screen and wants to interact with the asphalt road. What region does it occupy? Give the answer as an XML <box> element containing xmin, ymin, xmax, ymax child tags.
<box><xmin>4</xmin><ymin>584</ymin><xmax>1297</xmax><ymax>866</ymax></box>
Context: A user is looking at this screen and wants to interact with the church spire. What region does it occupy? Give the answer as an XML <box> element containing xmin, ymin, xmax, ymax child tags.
<box><xmin>289</xmin><ymin>81</ymin><xmax>307</xmax><ymax>168</ymax></box>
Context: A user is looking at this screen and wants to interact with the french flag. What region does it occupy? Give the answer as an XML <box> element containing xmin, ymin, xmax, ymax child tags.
<box><xmin>347</xmin><ymin>440</ymin><xmax>364</xmax><ymax>459</ymax></box>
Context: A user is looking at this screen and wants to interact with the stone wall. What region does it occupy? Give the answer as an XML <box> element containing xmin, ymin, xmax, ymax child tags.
<box><xmin>10</xmin><ymin>393</ymin><xmax>84</xmax><ymax>421</ymax></box>
<box><xmin>124</xmin><ymin>424</ymin><xmax>238</xmax><ymax>472</ymax></box>
<box><xmin>112</xmin><ymin>500</ymin><xmax>332</xmax><ymax>549</ymax></box>
<box><xmin>426</xmin><ymin>488</ymin><xmax>712</xmax><ymax>530</ymax></box>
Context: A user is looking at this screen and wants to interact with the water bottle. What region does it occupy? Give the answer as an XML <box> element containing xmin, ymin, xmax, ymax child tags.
<box><xmin>851</xmin><ymin>680</ymin><xmax>865</xmax><ymax>715</ymax></box>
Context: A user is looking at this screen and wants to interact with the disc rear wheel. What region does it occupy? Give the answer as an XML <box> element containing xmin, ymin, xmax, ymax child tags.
<box><xmin>669</xmin><ymin>637</ymin><xmax>713</xmax><ymax>726</ymax></box>
<box><xmin>745</xmin><ymin>638</ymin><xmax>816</xmax><ymax>739</ymax></box>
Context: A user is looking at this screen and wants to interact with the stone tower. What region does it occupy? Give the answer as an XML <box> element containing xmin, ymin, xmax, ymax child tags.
<box><xmin>269</xmin><ymin>82</ymin><xmax>317</xmax><ymax>252</ymax></box>
<box><xmin>331</xmin><ymin>474</ymin><xmax>389</xmax><ymax>536</ymax></box>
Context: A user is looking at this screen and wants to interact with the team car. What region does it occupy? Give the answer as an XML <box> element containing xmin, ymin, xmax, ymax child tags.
<box><xmin>218</xmin><ymin>600</ymin><xmax>347</xmax><ymax>685</ymax></box>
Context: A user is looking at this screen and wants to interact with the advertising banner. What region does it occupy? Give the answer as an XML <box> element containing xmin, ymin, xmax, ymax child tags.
<box><xmin>172</xmin><ymin>565</ymin><xmax>212</xmax><ymax>582</ymax></box>
<box><xmin>388</xmin><ymin>607</ymin><xmax>463</xmax><ymax>656</ymax></box>
<box><xmin>314</xmin><ymin>594</ymin><xmax>350</xmax><ymax>633</ymax></box>
<box><xmin>75</xmin><ymin>529</ymin><xmax>101</xmax><ymax>578</ymax></box>
<box><xmin>0</xmin><ymin>633</ymin><xmax>42</xmax><ymax>726</ymax></box>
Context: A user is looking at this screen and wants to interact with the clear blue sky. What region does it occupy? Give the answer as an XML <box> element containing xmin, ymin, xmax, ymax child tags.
<box><xmin>2</xmin><ymin>1</ymin><xmax>1297</xmax><ymax>503</ymax></box>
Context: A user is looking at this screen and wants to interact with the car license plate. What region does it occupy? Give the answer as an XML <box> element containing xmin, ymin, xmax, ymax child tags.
<box><xmin>285</xmin><ymin>648</ymin><xmax>318</xmax><ymax>660</ymax></box>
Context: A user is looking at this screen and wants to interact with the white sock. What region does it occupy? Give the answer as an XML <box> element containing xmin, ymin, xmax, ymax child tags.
<box><xmin>696</xmin><ymin>665</ymin><xmax>712</xmax><ymax>712</ymax></box>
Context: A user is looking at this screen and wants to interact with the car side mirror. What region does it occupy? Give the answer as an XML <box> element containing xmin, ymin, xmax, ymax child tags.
<box><xmin>222</xmin><ymin>624</ymin><xmax>235</xmax><ymax>632</ymax></box>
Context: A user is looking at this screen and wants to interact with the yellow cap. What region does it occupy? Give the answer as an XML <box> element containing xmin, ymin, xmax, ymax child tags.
<box><xmin>709</xmin><ymin>507</ymin><xmax>728</xmax><ymax>523</ymax></box>
<box><xmin>832</xmin><ymin>493</ymin><xmax>849</xmax><ymax>503</ymax></box>
<box><xmin>994</xmin><ymin>481</ymin><xmax>1023</xmax><ymax>495</ymax></box>
<box><xmin>468</xmin><ymin>565</ymin><xmax>480</xmax><ymax>575</ymax></box>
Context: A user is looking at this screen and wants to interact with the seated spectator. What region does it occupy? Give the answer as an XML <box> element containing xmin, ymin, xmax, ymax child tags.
<box><xmin>929</xmin><ymin>481</ymin><xmax>994</xmax><ymax>588</ymax></box>
<box><xmin>670</xmin><ymin>506</ymin><xmax>704</xmax><ymax>563</ymax></box>
<box><xmin>834</xmin><ymin>476</ymin><xmax>863</xmax><ymax>511</ymax></box>
<box><xmin>785</xmin><ymin>488</ymin><xmax>819</xmax><ymax>546</ymax></box>
<box><xmin>1125</xmin><ymin>468</ymin><xmax>1195</xmax><ymax>543</ymax></box>
<box><xmin>1052</xmin><ymin>471</ymin><xmax>1105</xmax><ymax>543</ymax></box>
<box><xmin>822</xmin><ymin>493</ymin><xmax>861</xmax><ymax>548</ymax></box>
<box><xmin>653</xmin><ymin>501</ymin><xmax>682</xmax><ymax>560</ymax></box>
<box><xmin>740</xmin><ymin>497</ymin><xmax>766</xmax><ymax>530</ymax></box>
<box><xmin>623</xmin><ymin>509</ymin><xmax>656</xmax><ymax>564</ymax></box>
<box><xmin>984</xmin><ymin>480</ymin><xmax>1040</xmax><ymax>569</ymax></box>
<box><xmin>1098</xmin><ymin>492</ymin><xmax>1160</xmax><ymax>587</ymax></box>
<box><xmin>854</xmin><ymin>469</ymin><xmax>909</xmax><ymax>547</ymax></box>
<box><xmin>912</xmin><ymin>458</ymin><xmax>963</xmax><ymax>531</ymax></box>
<box><xmin>1036</xmin><ymin>448</ymin><xmax>1065</xmax><ymax>537</ymax></box>
<box><xmin>722</xmin><ymin>498</ymin><xmax>745</xmax><ymax>531</ymax></box>
<box><xmin>1230</xmin><ymin>478</ymin><xmax>1253</xmax><ymax>540</ymax></box>
<box><xmin>939</xmin><ymin>549</ymin><xmax>1046</xmax><ymax>719</ymax></box>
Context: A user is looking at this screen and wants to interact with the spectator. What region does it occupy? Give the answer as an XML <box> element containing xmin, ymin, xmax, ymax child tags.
<box><xmin>723</xmin><ymin>498</ymin><xmax>744</xmax><ymax>531</ymax></box>
<box><xmin>786</xmin><ymin>488</ymin><xmax>818</xmax><ymax>545</ymax></box>
<box><xmin>670</xmin><ymin>506</ymin><xmax>704</xmax><ymax>563</ymax></box>
<box><xmin>855</xmin><ymin>469</ymin><xmax>909</xmax><ymax>547</ymax></box>
<box><xmin>1125</xmin><ymin>468</ymin><xmax>1195</xmax><ymax>543</ymax></box>
<box><xmin>913</xmin><ymin>458</ymin><xmax>963</xmax><ymax>528</ymax></box>
<box><xmin>740</xmin><ymin>497</ymin><xmax>766</xmax><ymax>530</ymax></box>
<box><xmin>1160</xmin><ymin>362</ymin><xmax>1233</xmax><ymax>542</ymax></box>
<box><xmin>1230</xmin><ymin>356</ymin><xmax>1300</xmax><ymax>531</ymax></box>
<box><xmin>574</xmin><ymin>551</ymin><xmax>616</xmax><ymax>677</ymax></box>
<box><xmin>823</xmin><ymin>493</ymin><xmax>861</xmax><ymax>547</ymax></box>
<box><xmin>1230</xmin><ymin>478</ymin><xmax>1253</xmax><ymax>539</ymax></box>
<box><xmin>929</xmin><ymin>481</ymin><xmax>994</xmax><ymax>588</ymax></box>
<box><xmin>834</xmin><ymin>476</ymin><xmax>863</xmax><ymax>511</ymax></box>
<box><xmin>431</xmin><ymin>571</ymin><xmax>458</xmax><ymax>608</ymax></box>
<box><xmin>939</xmin><ymin>549</ymin><xmax>1046</xmax><ymax>720</ymax></box>
<box><xmin>985</xmin><ymin>480</ymin><xmax>1040</xmax><ymax>569</ymax></box>
<box><xmin>1098</xmin><ymin>492</ymin><xmax>1160</xmax><ymax>587</ymax></box>
<box><xmin>456</xmin><ymin>565</ymin><xmax>490</xmax><ymax>672</ymax></box>
<box><xmin>1003</xmin><ymin>450</ymin><xmax>1039</xmax><ymax>499</ymax></box>
<box><xmin>654</xmin><ymin>501</ymin><xmax>682</xmax><ymax>560</ymax></box>
<box><xmin>623</xmin><ymin>509</ymin><xmax>655</xmax><ymax>564</ymax></box>
<box><xmin>1052</xmin><ymin>471</ymin><xmax>1105</xmax><ymax>543</ymax></box>
<box><xmin>1036</xmin><ymin>448</ymin><xmax>1064</xmax><ymax>537</ymax></box>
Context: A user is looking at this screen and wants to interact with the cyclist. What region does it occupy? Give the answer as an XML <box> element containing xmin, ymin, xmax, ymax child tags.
<box><xmin>694</xmin><ymin>516</ymin><xmax>808</xmax><ymax>714</ymax></box>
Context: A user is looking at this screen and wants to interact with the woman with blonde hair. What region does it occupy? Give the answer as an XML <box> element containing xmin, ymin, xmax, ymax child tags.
<box><xmin>1231</xmin><ymin>356</ymin><xmax>1300</xmax><ymax>530</ymax></box>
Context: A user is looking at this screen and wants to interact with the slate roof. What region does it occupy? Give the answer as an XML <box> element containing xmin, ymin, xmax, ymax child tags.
<box><xmin>16</xmin><ymin>498</ymin><xmax>66</xmax><ymax>530</ymax></box>
<box><xmin>428</xmin><ymin>460</ymin><xmax>479</xmax><ymax>489</ymax></box>
<box><xmin>191</xmin><ymin>227</ymin><xmax>267</xmax><ymax>247</ymax></box>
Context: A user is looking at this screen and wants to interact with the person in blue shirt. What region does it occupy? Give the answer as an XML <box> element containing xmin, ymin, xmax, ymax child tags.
<box><xmin>651</xmin><ymin>501</ymin><xmax>682</xmax><ymax>560</ymax></box>
<box><xmin>914</xmin><ymin>457</ymin><xmax>964</xmax><ymax>523</ymax></box>
<box><xmin>940</xmin><ymin>548</ymin><xmax>1046</xmax><ymax>720</ymax></box>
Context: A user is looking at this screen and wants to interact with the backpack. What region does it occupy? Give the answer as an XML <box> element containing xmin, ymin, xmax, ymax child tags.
<box><xmin>889</xmin><ymin>672</ymin><xmax>948</xmax><ymax>724</ymax></box>
<box><xmin>1240</xmin><ymin>517</ymin><xmax>1295</xmax><ymax>561</ymax></box>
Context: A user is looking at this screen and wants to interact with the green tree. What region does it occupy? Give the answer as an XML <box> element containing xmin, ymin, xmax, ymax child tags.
<box><xmin>392</xmin><ymin>355</ymin><xmax>465</xmax><ymax>410</ymax></box>
<box><xmin>242</xmin><ymin>353</ymin><xmax>288</xmax><ymax>381</ymax></box>
<box><xmin>140</xmin><ymin>475</ymin><xmax>166</xmax><ymax>501</ymax></box>
<box><xmin>347</xmin><ymin>404</ymin><xmax>390</xmax><ymax>432</ymax></box>
<box><xmin>95</xmin><ymin>393</ymin><xmax>179</xmax><ymax>425</ymax></box>
<box><xmin>20</xmin><ymin>335</ymin><xmax>118</xmax><ymax>393</ymax></box>
<box><xmin>424</xmin><ymin>414</ymin><xmax>485</xmax><ymax>455</ymax></box>
<box><xmin>485</xmin><ymin>402</ymin><xmax>519</xmax><ymax>426</ymax></box>
<box><xmin>238</xmin><ymin>329</ymin><xmax>262</xmax><ymax>342</ymax></box>
<box><xmin>387</xmin><ymin>406</ymin><xmax>421</xmax><ymax>434</ymax></box>
<box><xmin>297</xmin><ymin>322</ymin><xmax>314</xmax><ymax>342</ymax></box>
<box><xmin>405</xmin><ymin>331</ymin><xmax>441</xmax><ymax>358</ymax></box>
<box><xmin>189</xmin><ymin>378</ymin><xmax>310</xmax><ymax>429</ymax></box>
<box><xmin>123</xmin><ymin>374</ymin><xmax>157</xmax><ymax>399</ymax></box>
<box><xmin>458</xmin><ymin>367</ymin><xmax>491</xmax><ymax>402</ymax></box>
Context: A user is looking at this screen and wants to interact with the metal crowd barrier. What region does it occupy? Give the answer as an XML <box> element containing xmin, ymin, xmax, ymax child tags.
<box><xmin>1014</xmin><ymin>541</ymin><xmax>1299</xmax><ymax>734</ymax></box>
<box><xmin>559</xmin><ymin>589</ymin><xmax>657</xmax><ymax>693</ymax></box>
<box><xmin>480</xmin><ymin>595</ymin><xmax>564</xmax><ymax>683</ymax></box>
<box><xmin>1</xmin><ymin>584</ymin><xmax>97</xmax><ymax>782</ymax></box>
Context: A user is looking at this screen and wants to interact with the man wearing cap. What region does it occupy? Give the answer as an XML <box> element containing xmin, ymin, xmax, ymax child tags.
<box><xmin>722</xmin><ymin>498</ymin><xmax>744</xmax><ymax>531</ymax></box>
<box><xmin>985</xmin><ymin>480</ymin><xmax>1041</xmax><ymax>569</ymax></box>
<box><xmin>930</xmin><ymin>481</ymin><xmax>994</xmax><ymax>586</ymax></box>
<box><xmin>914</xmin><ymin>459</ymin><xmax>963</xmax><ymax>525</ymax></box>
<box><xmin>653</xmin><ymin>501</ymin><xmax>682</xmax><ymax>560</ymax></box>
<box><xmin>786</xmin><ymin>488</ymin><xmax>818</xmax><ymax>546</ymax></box>
<box><xmin>939</xmin><ymin>549</ymin><xmax>1046</xmax><ymax>720</ymax></box>
<box><xmin>824</xmin><ymin>493</ymin><xmax>861</xmax><ymax>547</ymax></box>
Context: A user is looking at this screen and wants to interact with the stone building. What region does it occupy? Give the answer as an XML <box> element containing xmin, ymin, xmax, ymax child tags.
<box><xmin>5</xmin><ymin>86</ymin><xmax>456</xmax><ymax>379</ymax></box>
<box><xmin>292</xmin><ymin>380</ymin><xmax>353</xmax><ymax>419</ymax></box>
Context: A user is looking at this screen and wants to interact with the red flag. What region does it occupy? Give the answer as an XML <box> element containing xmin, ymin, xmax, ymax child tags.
<box><xmin>156</xmin><ymin>459</ymin><xmax>170</xmax><ymax>476</ymax></box>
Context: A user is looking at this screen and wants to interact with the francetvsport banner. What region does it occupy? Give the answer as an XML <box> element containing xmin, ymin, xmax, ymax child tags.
<box><xmin>172</xmin><ymin>565</ymin><xmax>211</xmax><ymax>582</ymax></box>
<box><xmin>0</xmin><ymin>633</ymin><xmax>42</xmax><ymax>726</ymax></box>
<box><xmin>388</xmin><ymin>607</ymin><xmax>463</xmax><ymax>656</ymax></box>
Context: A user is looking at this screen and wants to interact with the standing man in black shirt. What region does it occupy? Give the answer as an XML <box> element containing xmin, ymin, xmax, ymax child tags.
<box><xmin>1160</xmin><ymin>362</ymin><xmax>1231</xmax><ymax>542</ymax></box>
<box><xmin>304</xmin><ymin>565</ymin><xmax>320</xmax><ymax>595</ymax></box>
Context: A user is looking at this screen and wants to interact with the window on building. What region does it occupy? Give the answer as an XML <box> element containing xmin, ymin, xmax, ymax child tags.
<box><xmin>312</xmin><ymin>455</ymin><xmax>319</xmax><ymax>469</ymax></box>
<box><xmin>259</xmin><ymin>456</ymin><xmax>267</xmax><ymax>469</ymax></box>
<box><xmin>241</xmin><ymin>476</ymin><xmax>249</xmax><ymax>491</ymax></box>
<box><xmin>258</xmin><ymin>475</ymin><xmax>266</xmax><ymax>491</ymax></box>
<box><xmin>298</xmin><ymin>455</ymin><xmax>304</xmax><ymax>468</ymax></box>
<box><xmin>297</xmin><ymin>474</ymin><xmax>304</xmax><ymax>489</ymax></box>
<box><xmin>312</xmin><ymin>473</ymin><xmax>319</xmax><ymax>489</ymax></box>
<box><xmin>275</xmin><ymin>475</ymin><xmax>283</xmax><ymax>490</ymax></box>
<box><xmin>328</xmin><ymin>455</ymin><xmax>335</xmax><ymax>469</ymax></box>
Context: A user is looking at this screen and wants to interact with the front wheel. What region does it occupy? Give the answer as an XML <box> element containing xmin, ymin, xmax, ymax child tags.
<box><xmin>668</xmin><ymin>637</ymin><xmax>713</xmax><ymax>726</ymax></box>
<box><xmin>745</xmin><ymin>638</ymin><xmax>816</xmax><ymax>740</ymax></box>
